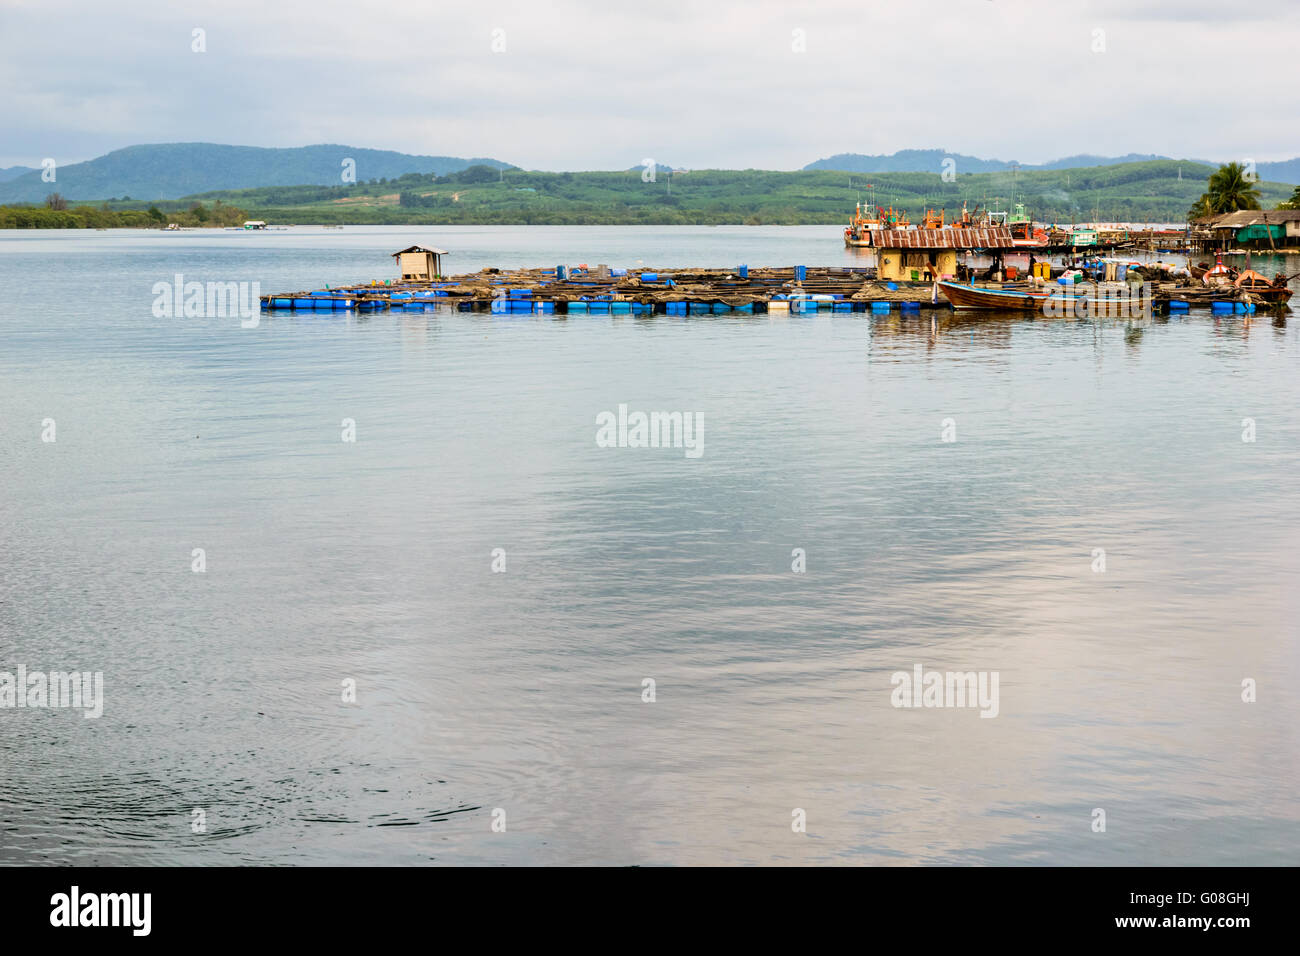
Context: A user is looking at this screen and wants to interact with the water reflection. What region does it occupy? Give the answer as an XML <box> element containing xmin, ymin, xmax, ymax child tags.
<box><xmin>1</xmin><ymin>228</ymin><xmax>1297</xmax><ymax>866</ymax></box>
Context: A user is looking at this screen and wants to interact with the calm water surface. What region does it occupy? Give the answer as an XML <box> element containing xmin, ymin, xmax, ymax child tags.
<box><xmin>1</xmin><ymin>226</ymin><xmax>1297</xmax><ymax>865</ymax></box>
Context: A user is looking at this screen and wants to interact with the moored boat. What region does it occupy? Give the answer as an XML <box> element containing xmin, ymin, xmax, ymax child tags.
<box><xmin>1008</xmin><ymin>203</ymin><xmax>1048</xmax><ymax>249</ymax></box>
<box><xmin>844</xmin><ymin>203</ymin><xmax>909</xmax><ymax>247</ymax></box>
<box><xmin>1235</xmin><ymin>269</ymin><xmax>1293</xmax><ymax>304</ymax></box>
<box><xmin>937</xmin><ymin>281</ymin><xmax>1050</xmax><ymax>311</ymax></box>
<box><xmin>1202</xmin><ymin>255</ymin><xmax>1234</xmax><ymax>287</ymax></box>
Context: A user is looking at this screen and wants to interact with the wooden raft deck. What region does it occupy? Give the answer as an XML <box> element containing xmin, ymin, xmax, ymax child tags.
<box><xmin>260</xmin><ymin>264</ymin><xmax>1279</xmax><ymax>316</ymax></box>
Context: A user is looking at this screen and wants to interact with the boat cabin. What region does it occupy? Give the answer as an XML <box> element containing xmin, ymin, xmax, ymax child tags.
<box><xmin>392</xmin><ymin>245</ymin><xmax>448</xmax><ymax>281</ymax></box>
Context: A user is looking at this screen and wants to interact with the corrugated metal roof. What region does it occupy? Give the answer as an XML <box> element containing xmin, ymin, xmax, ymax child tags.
<box><xmin>871</xmin><ymin>226</ymin><xmax>1016</xmax><ymax>249</ymax></box>
<box><xmin>1206</xmin><ymin>210</ymin><xmax>1300</xmax><ymax>229</ymax></box>
<box><xmin>393</xmin><ymin>245</ymin><xmax>449</xmax><ymax>255</ymax></box>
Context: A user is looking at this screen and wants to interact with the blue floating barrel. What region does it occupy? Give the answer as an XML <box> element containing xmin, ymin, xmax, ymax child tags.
<box><xmin>272</xmin><ymin>298</ymin><xmax>292</xmax><ymax>309</ymax></box>
<box><xmin>1169</xmin><ymin>300</ymin><xmax>1190</xmax><ymax>310</ymax></box>
<box><xmin>556</xmin><ymin>265</ymin><xmax>566</xmax><ymax>280</ymax></box>
<box><xmin>1211</xmin><ymin>301</ymin><xmax>1232</xmax><ymax>314</ymax></box>
<box><xmin>567</xmin><ymin>301</ymin><xmax>588</xmax><ymax>312</ymax></box>
<box><xmin>739</xmin><ymin>264</ymin><xmax>748</xmax><ymax>278</ymax></box>
<box><xmin>795</xmin><ymin>265</ymin><xmax>807</xmax><ymax>281</ymax></box>
<box><xmin>886</xmin><ymin>282</ymin><xmax>898</xmax><ymax>291</ymax></box>
<box><xmin>640</xmin><ymin>272</ymin><xmax>658</xmax><ymax>282</ymax></box>
<box><xmin>611</xmin><ymin>301</ymin><xmax>632</xmax><ymax>313</ymax></box>
<box><xmin>901</xmin><ymin>301</ymin><xmax>921</xmax><ymax>311</ymax></box>
<box><xmin>871</xmin><ymin>302</ymin><xmax>891</xmax><ymax>313</ymax></box>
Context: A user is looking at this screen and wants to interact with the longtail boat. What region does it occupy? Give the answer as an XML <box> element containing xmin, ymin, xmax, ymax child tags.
<box><xmin>1202</xmin><ymin>254</ymin><xmax>1234</xmax><ymax>287</ymax></box>
<box><xmin>1235</xmin><ymin>270</ymin><xmax>1293</xmax><ymax>304</ymax></box>
<box><xmin>937</xmin><ymin>281</ymin><xmax>1052</xmax><ymax>310</ymax></box>
<box><xmin>938</xmin><ymin>280</ymin><xmax>1264</xmax><ymax>314</ymax></box>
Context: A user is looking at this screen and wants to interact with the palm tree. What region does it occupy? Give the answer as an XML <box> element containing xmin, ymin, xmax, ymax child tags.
<box><xmin>1205</xmin><ymin>162</ymin><xmax>1262</xmax><ymax>213</ymax></box>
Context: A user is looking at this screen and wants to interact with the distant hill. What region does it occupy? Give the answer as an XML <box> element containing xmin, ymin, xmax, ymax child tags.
<box><xmin>624</xmin><ymin>162</ymin><xmax>686</xmax><ymax>172</ymax></box>
<box><xmin>805</xmin><ymin>150</ymin><xmax>1014</xmax><ymax>174</ymax></box>
<box><xmin>169</xmin><ymin>160</ymin><xmax>1292</xmax><ymax>226</ymax></box>
<box><xmin>1034</xmin><ymin>153</ymin><xmax>1172</xmax><ymax>169</ymax></box>
<box><xmin>0</xmin><ymin>144</ymin><xmax>515</xmax><ymax>203</ymax></box>
<box><xmin>804</xmin><ymin>149</ymin><xmax>1300</xmax><ymax>184</ymax></box>
<box><xmin>1255</xmin><ymin>157</ymin><xmax>1300</xmax><ymax>184</ymax></box>
<box><xmin>0</xmin><ymin>165</ymin><xmax>36</xmax><ymax>183</ymax></box>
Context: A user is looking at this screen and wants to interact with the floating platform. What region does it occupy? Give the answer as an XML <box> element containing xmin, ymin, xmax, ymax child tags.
<box><xmin>260</xmin><ymin>263</ymin><xmax>1284</xmax><ymax>316</ymax></box>
<box><xmin>261</xmin><ymin>265</ymin><xmax>959</xmax><ymax>315</ymax></box>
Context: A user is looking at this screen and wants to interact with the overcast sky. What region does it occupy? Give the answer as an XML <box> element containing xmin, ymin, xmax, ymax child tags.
<box><xmin>2</xmin><ymin>0</ymin><xmax>1296</xmax><ymax>170</ymax></box>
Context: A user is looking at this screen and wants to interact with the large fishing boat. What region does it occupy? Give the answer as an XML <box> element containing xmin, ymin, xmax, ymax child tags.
<box><xmin>1007</xmin><ymin>203</ymin><xmax>1048</xmax><ymax>249</ymax></box>
<box><xmin>844</xmin><ymin>203</ymin><xmax>909</xmax><ymax>247</ymax></box>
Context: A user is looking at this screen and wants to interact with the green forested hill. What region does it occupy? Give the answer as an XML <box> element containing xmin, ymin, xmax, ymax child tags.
<box><xmin>177</xmin><ymin>161</ymin><xmax>1292</xmax><ymax>225</ymax></box>
<box><xmin>0</xmin><ymin>144</ymin><xmax>513</xmax><ymax>204</ymax></box>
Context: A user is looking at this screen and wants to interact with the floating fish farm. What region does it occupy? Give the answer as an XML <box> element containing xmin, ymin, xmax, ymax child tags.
<box><xmin>260</xmin><ymin>262</ymin><xmax>1277</xmax><ymax>317</ymax></box>
<box><xmin>261</xmin><ymin>264</ymin><xmax>958</xmax><ymax>316</ymax></box>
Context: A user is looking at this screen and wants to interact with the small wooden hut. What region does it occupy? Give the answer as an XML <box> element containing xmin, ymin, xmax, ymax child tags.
<box><xmin>392</xmin><ymin>245</ymin><xmax>448</xmax><ymax>281</ymax></box>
